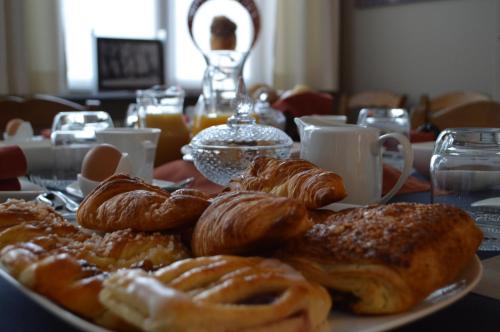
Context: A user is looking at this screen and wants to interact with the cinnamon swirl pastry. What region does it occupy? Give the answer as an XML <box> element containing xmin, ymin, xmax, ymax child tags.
<box><xmin>100</xmin><ymin>255</ymin><xmax>331</xmax><ymax>332</ymax></box>
<box><xmin>77</xmin><ymin>174</ymin><xmax>211</xmax><ymax>232</ymax></box>
<box><xmin>228</xmin><ymin>157</ymin><xmax>347</xmax><ymax>209</ymax></box>
<box><xmin>191</xmin><ymin>191</ymin><xmax>311</xmax><ymax>256</ymax></box>
<box><xmin>277</xmin><ymin>203</ymin><xmax>482</xmax><ymax>314</ymax></box>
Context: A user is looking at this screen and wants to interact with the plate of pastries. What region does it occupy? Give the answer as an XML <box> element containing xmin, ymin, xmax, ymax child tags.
<box><xmin>0</xmin><ymin>157</ymin><xmax>483</xmax><ymax>332</ymax></box>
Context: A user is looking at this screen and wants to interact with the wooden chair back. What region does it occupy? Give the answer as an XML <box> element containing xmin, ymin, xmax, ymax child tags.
<box><xmin>411</xmin><ymin>91</ymin><xmax>490</xmax><ymax>129</ymax></box>
<box><xmin>340</xmin><ymin>91</ymin><xmax>407</xmax><ymax>123</ymax></box>
<box><xmin>431</xmin><ymin>100</ymin><xmax>500</xmax><ymax>130</ymax></box>
<box><xmin>0</xmin><ymin>95</ymin><xmax>87</xmax><ymax>135</ymax></box>
<box><xmin>0</xmin><ymin>96</ymin><xmax>25</xmax><ymax>135</ymax></box>
<box><xmin>23</xmin><ymin>95</ymin><xmax>87</xmax><ymax>133</ymax></box>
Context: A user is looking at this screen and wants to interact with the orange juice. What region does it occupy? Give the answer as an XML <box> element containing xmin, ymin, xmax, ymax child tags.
<box><xmin>144</xmin><ymin>113</ymin><xmax>190</xmax><ymax>166</ymax></box>
<box><xmin>191</xmin><ymin>113</ymin><xmax>232</xmax><ymax>136</ymax></box>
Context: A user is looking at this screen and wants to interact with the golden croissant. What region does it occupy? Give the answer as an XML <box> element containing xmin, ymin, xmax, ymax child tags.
<box><xmin>228</xmin><ymin>157</ymin><xmax>347</xmax><ymax>209</ymax></box>
<box><xmin>77</xmin><ymin>174</ymin><xmax>211</xmax><ymax>232</ymax></box>
<box><xmin>191</xmin><ymin>191</ymin><xmax>311</xmax><ymax>257</ymax></box>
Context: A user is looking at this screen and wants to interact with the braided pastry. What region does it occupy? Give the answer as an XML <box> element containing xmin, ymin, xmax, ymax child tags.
<box><xmin>100</xmin><ymin>255</ymin><xmax>331</xmax><ymax>332</ymax></box>
<box><xmin>77</xmin><ymin>174</ymin><xmax>211</xmax><ymax>232</ymax></box>
<box><xmin>191</xmin><ymin>191</ymin><xmax>311</xmax><ymax>257</ymax></box>
<box><xmin>228</xmin><ymin>157</ymin><xmax>347</xmax><ymax>209</ymax></box>
<box><xmin>0</xmin><ymin>199</ymin><xmax>65</xmax><ymax>231</ymax></box>
<box><xmin>277</xmin><ymin>203</ymin><xmax>482</xmax><ymax>314</ymax></box>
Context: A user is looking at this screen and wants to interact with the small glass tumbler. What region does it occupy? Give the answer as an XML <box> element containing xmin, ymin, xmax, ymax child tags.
<box><xmin>430</xmin><ymin>128</ymin><xmax>500</xmax><ymax>250</ymax></box>
<box><xmin>357</xmin><ymin>108</ymin><xmax>410</xmax><ymax>169</ymax></box>
<box><xmin>50</xmin><ymin>111</ymin><xmax>113</xmax><ymax>181</ymax></box>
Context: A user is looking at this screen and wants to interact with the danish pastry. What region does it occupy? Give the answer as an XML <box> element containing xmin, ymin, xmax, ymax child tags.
<box><xmin>277</xmin><ymin>203</ymin><xmax>482</xmax><ymax>314</ymax></box>
<box><xmin>100</xmin><ymin>255</ymin><xmax>331</xmax><ymax>332</ymax></box>
<box><xmin>191</xmin><ymin>191</ymin><xmax>311</xmax><ymax>256</ymax></box>
<box><xmin>228</xmin><ymin>157</ymin><xmax>347</xmax><ymax>209</ymax></box>
<box><xmin>77</xmin><ymin>174</ymin><xmax>211</xmax><ymax>232</ymax></box>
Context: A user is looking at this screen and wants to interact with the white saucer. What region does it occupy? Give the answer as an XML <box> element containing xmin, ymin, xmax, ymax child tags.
<box><xmin>66</xmin><ymin>178</ymin><xmax>176</xmax><ymax>198</ymax></box>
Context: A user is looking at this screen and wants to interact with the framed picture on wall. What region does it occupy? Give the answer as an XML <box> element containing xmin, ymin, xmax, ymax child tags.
<box><xmin>96</xmin><ymin>37</ymin><xmax>165</xmax><ymax>91</ymax></box>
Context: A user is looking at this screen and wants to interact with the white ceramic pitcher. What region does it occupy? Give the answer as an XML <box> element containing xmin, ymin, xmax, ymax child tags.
<box><xmin>295</xmin><ymin>116</ymin><xmax>413</xmax><ymax>205</ymax></box>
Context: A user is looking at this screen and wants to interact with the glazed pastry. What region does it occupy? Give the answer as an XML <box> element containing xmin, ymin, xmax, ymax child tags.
<box><xmin>80</xmin><ymin>229</ymin><xmax>190</xmax><ymax>271</ymax></box>
<box><xmin>16</xmin><ymin>253</ymin><xmax>133</xmax><ymax>330</ymax></box>
<box><xmin>191</xmin><ymin>191</ymin><xmax>311</xmax><ymax>256</ymax></box>
<box><xmin>277</xmin><ymin>203</ymin><xmax>483</xmax><ymax>314</ymax></box>
<box><xmin>228</xmin><ymin>157</ymin><xmax>347</xmax><ymax>209</ymax></box>
<box><xmin>100</xmin><ymin>255</ymin><xmax>331</xmax><ymax>332</ymax></box>
<box><xmin>77</xmin><ymin>174</ymin><xmax>211</xmax><ymax>232</ymax></box>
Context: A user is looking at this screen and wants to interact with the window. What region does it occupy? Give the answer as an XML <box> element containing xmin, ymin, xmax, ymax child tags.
<box><xmin>61</xmin><ymin>0</ymin><xmax>159</xmax><ymax>91</ymax></box>
<box><xmin>62</xmin><ymin>0</ymin><xmax>272</xmax><ymax>92</ymax></box>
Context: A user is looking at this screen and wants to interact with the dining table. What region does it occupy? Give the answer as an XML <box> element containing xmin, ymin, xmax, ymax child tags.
<box><xmin>0</xmin><ymin>160</ymin><xmax>499</xmax><ymax>332</ymax></box>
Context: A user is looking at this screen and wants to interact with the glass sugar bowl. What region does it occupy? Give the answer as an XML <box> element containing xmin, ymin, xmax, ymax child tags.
<box><xmin>190</xmin><ymin>79</ymin><xmax>293</xmax><ymax>185</ymax></box>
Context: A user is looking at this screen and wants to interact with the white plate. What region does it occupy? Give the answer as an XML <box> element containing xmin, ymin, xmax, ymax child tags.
<box><xmin>66</xmin><ymin>179</ymin><xmax>176</xmax><ymax>198</ymax></box>
<box><xmin>0</xmin><ymin>178</ymin><xmax>44</xmax><ymax>203</ymax></box>
<box><xmin>0</xmin><ymin>256</ymin><xmax>482</xmax><ymax>332</ymax></box>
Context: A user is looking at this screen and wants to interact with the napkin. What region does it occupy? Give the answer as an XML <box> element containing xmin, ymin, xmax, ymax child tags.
<box><xmin>472</xmin><ymin>255</ymin><xmax>500</xmax><ymax>300</ymax></box>
<box><xmin>383</xmin><ymin>163</ymin><xmax>431</xmax><ymax>195</ymax></box>
<box><xmin>410</xmin><ymin>130</ymin><xmax>437</xmax><ymax>143</ymax></box>
<box><xmin>154</xmin><ymin>160</ymin><xmax>223</xmax><ymax>194</ymax></box>
<box><xmin>0</xmin><ymin>145</ymin><xmax>28</xmax><ymax>191</ymax></box>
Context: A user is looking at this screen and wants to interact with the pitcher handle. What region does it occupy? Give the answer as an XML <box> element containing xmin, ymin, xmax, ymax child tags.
<box><xmin>139</xmin><ymin>140</ymin><xmax>156</xmax><ymax>183</ymax></box>
<box><xmin>378</xmin><ymin>133</ymin><xmax>414</xmax><ymax>204</ymax></box>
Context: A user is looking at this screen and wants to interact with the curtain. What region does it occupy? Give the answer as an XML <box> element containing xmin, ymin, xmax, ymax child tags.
<box><xmin>273</xmin><ymin>0</ymin><xmax>340</xmax><ymax>91</ymax></box>
<box><xmin>0</xmin><ymin>0</ymin><xmax>66</xmax><ymax>95</ymax></box>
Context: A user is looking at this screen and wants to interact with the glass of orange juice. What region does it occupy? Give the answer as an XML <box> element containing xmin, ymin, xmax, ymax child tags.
<box><xmin>137</xmin><ymin>86</ymin><xmax>190</xmax><ymax>166</ymax></box>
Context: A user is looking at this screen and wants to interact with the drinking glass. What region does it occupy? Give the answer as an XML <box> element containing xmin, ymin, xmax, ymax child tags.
<box><xmin>357</xmin><ymin>108</ymin><xmax>410</xmax><ymax>169</ymax></box>
<box><xmin>430</xmin><ymin>128</ymin><xmax>500</xmax><ymax>250</ymax></box>
<box><xmin>50</xmin><ymin>111</ymin><xmax>114</xmax><ymax>180</ymax></box>
<box><xmin>137</xmin><ymin>86</ymin><xmax>190</xmax><ymax>166</ymax></box>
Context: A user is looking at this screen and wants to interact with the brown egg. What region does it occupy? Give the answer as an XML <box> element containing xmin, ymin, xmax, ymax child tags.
<box><xmin>5</xmin><ymin>118</ymin><xmax>24</xmax><ymax>136</ymax></box>
<box><xmin>81</xmin><ymin>144</ymin><xmax>123</xmax><ymax>181</ymax></box>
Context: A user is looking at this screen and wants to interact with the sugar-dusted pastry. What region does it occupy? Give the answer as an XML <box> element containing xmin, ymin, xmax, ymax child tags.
<box><xmin>191</xmin><ymin>191</ymin><xmax>311</xmax><ymax>256</ymax></box>
<box><xmin>77</xmin><ymin>174</ymin><xmax>211</xmax><ymax>232</ymax></box>
<box><xmin>228</xmin><ymin>157</ymin><xmax>347</xmax><ymax>209</ymax></box>
<box><xmin>100</xmin><ymin>255</ymin><xmax>331</xmax><ymax>332</ymax></box>
<box><xmin>0</xmin><ymin>199</ymin><xmax>64</xmax><ymax>232</ymax></box>
<box><xmin>277</xmin><ymin>203</ymin><xmax>483</xmax><ymax>314</ymax></box>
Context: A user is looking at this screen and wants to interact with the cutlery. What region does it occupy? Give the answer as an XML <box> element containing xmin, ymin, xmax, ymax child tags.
<box><xmin>36</xmin><ymin>191</ymin><xmax>79</xmax><ymax>212</ymax></box>
<box><xmin>160</xmin><ymin>177</ymin><xmax>195</xmax><ymax>192</ymax></box>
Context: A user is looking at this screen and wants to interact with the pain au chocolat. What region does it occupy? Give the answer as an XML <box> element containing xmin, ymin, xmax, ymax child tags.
<box><xmin>99</xmin><ymin>255</ymin><xmax>331</xmax><ymax>332</ymax></box>
<box><xmin>228</xmin><ymin>157</ymin><xmax>347</xmax><ymax>209</ymax></box>
<box><xmin>277</xmin><ymin>203</ymin><xmax>482</xmax><ymax>314</ymax></box>
<box><xmin>77</xmin><ymin>174</ymin><xmax>211</xmax><ymax>232</ymax></box>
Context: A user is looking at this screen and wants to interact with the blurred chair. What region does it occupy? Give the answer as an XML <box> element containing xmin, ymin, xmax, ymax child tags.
<box><xmin>431</xmin><ymin>100</ymin><xmax>500</xmax><ymax>130</ymax></box>
<box><xmin>340</xmin><ymin>91</ymin><xmax>407</xmax><ymax>123</ymax></box>
<box><xmin>411</xmin><ymin>91</ymin><xmax>490</xmax><ymax>129</ymax></box>
<box><xmin>0</xmin><ymin>96</ymin><xmax>25</xmax><ymax>135</ymax></box>
<box><xmin>23</xmin><ymin>94</ymin><xmax>87</xmax><ymax>133</ymax></box>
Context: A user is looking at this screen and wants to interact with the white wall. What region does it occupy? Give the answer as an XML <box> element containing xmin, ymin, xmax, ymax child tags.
<box><xmin>341</xmin><ymin>0</ymin><xmax>498</xmax><ymax>105</ymax></box>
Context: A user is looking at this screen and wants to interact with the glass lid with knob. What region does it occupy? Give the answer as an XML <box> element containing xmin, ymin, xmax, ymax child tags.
<box><xmin>190</xmin><ymin>78</ymin><xmax>293</xmax><ymax>185</ymax></box>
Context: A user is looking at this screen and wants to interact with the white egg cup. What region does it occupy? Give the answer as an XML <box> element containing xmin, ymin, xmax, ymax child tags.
<box><xmin>77</xmin><ymin>152</ymin><xmax>132</xmax><ymax>197</ymax></box>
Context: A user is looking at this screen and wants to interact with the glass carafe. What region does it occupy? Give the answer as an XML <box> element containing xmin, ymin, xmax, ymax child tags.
<box><xmin>192</xmin><ymin>51</ymin><xmax>246</xmax><ymax>135</ymax></box>
<box><xmin>187</xmin><ymin>0</ymin><xmax>260</xmax><ymax>136</ymax></box>
<box><xmin>137</xmin><ymin>86</ymin><xmax>190</xmax><ymax>166</ymax></box>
